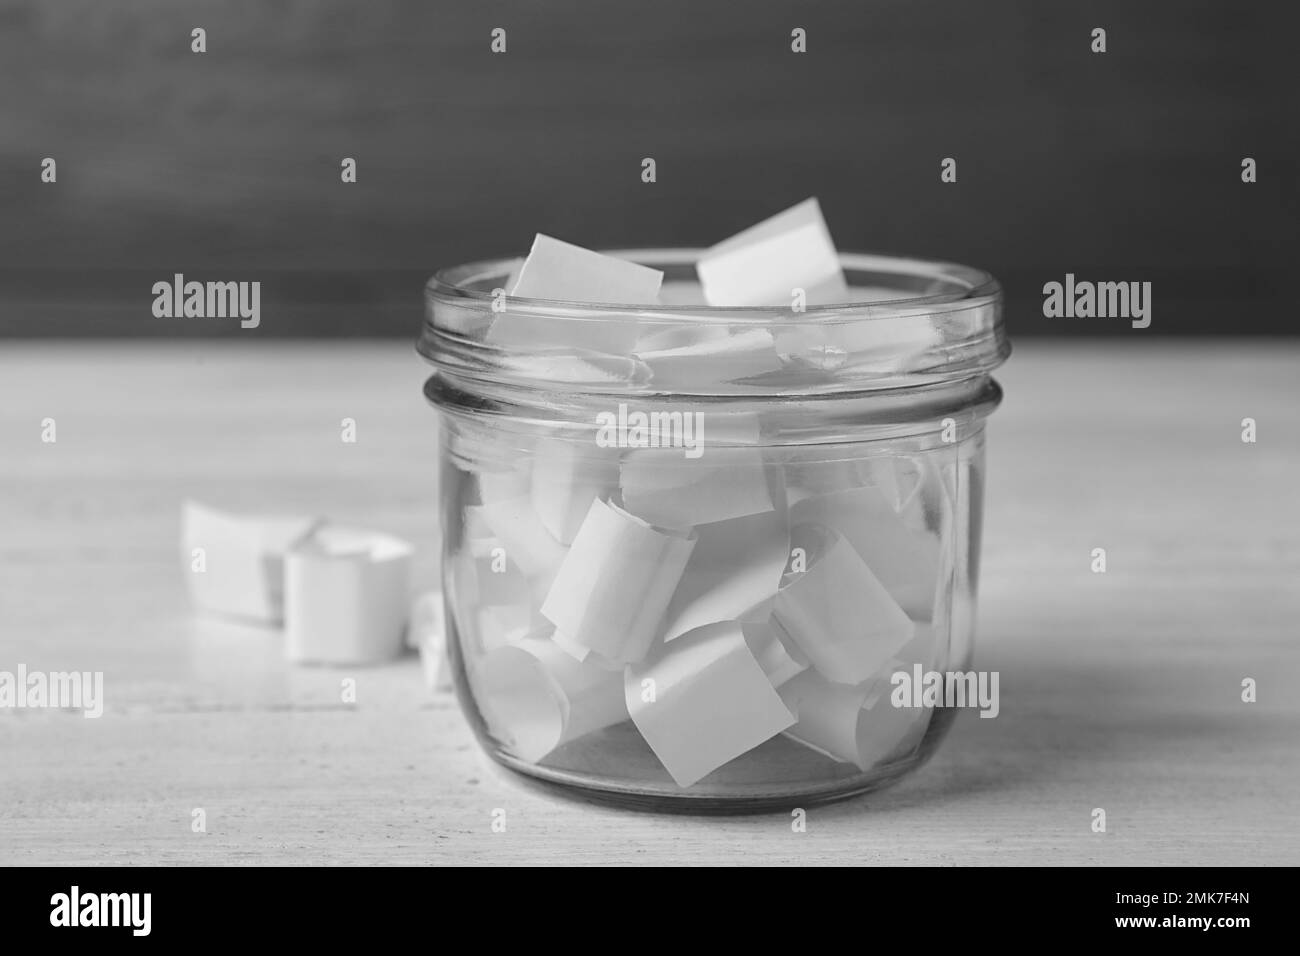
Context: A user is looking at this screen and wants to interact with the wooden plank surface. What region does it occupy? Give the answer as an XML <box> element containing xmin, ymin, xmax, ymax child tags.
<box><xmin>1</xmin><ymin>340</ymin><xmax>1297</xmax><ymax>865</ymax></box>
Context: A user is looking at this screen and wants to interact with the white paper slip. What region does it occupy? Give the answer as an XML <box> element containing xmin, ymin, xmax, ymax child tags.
<box><xmin>540</xmin><ymin>499</ymin><xmax>696</xmax><ymax>664</ymax></box>
<box><xmin>410</xmin><ymin>591</ymin><xmax>454</xmax><ymax>691</ymax></box>
<box><xmin>284</xmin><ymin>526</ymin><xmax>413</xmax><ymax>665</ymax></box>
<box><xmin>777</xmin><ymin>667</ymin><xmax>923</xmax><ymax>771</ymax></box>
<box><xmin>181</xmin><ymin>500</ymin><xmax>321</xmax><ymax>623</ymax></box>
<box><xmin>626</xmin><ymin>621</ymin><xmax>796</xmax><ymax>787</ymax></box>
<box><xmin>661</xmin><ymin>507</ymin><xmax>790</xmax><ymax>642</ymax></box>
<box><xmin>476</xmin><ymin>472</ymin><xmax>569</xmax><ymax>579</ymax></box>
<box><xmin>698</xmin><ymin>198</ymin><xmax>849</xmax><ymax>307</ymax></box>
<box><xmin>478</xmin><ymin>635</ymin><xmax>627</xmax><ymax>763</ymax></box>
<box><xmin>530</xmin><ymin>437</ymin><xmax>620</xmax><ymax>545</ymax></box>
<box><xmin>620</xmin><ymin>444</ymin><xmax>778</xmax><ymax>530</ymax></box>
<box><xmin>743</xmin><ymin>619</ymin><xmax>808</xmax><ymax>688</ymax></box>
<box><xmin>772</xmin><ymin>526</ymin><xmax>914</xmax><ymax>684</ymax></box>
<box><xmin>636</xmin><ymin>328</ymin><xmax>784</xmax><ymax>390</ymax></box>
<box><xmin>790</xmin><ymin>485</ymin><xmax>942</xmax><ymax>621</ymax></box>
<box><xmin>511</xmin><ymin>234</ymin><xmax>664</xmax><ymax>305</ymax></box>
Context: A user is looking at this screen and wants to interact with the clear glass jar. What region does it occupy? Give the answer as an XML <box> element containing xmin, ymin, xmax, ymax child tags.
<box><xmin>419</xmin><ymin>250</ymin><xmax>1008</xmax><ymax>811</ymax></box>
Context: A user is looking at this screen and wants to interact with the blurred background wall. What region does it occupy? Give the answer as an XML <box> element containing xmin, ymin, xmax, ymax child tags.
<box><xmin>0</xmin><ymin>0</ymin><xmax>1292</xmax><ymax>337</ymax></box>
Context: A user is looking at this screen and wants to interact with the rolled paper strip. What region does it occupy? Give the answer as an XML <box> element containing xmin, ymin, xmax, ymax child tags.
<box><xmin>181</xmin><ymin>500</ymin><xmax>321</xmax><ymax>623</ymax></box>
<box><xmin>284</xmin><ymin>526</ymin><xmax>413</xmax><ymax>665</ymax></box>
<box><xmin>773</xmin><ymin>526</ymin><xmax>914</xmax><ymax>684</ymax></box>
<box><xmin>778</xmin><ymin>667</ymin><xmax>924</xmax><ymax>771</ymax></box>
<box><xmin>698</xmin><ymin>198</ymin><xmax>849</xmax><ymax>307</ymax></box>
<box><xmin>742</xmin><ymin>619</ymin><xmax>807</xmax><ymax>688</ymax></box>
<box><xmin>478</xmin><ymin>635</ymin><xmax>628</xmax><ymax>763</ymax></box>
<box><xmin>637</xmin><ymin>328</ymin><xmax>784</xmax><ymax>390</ymax></box>
<box><xmin>530</xmin><ymin>437</ymin><xmax>620</xmax><ymax>545</ymax></box>
<box><xmin>476</xmin><ymin>477</ymin><xmax>568</xmax><ymax>579</ymax></box>
<box><xmin>626</xmin><ymin>621</ymin><xmax>796</xmax><ymax>787</ymax></box>
<box><xmin>790</xmin><ymin>485</ymin><xmax>941</xmax><ymax>621</ymax></box>
<box><xmin>620</xmin><ymin>426</ymin><xmax>777</xmax><ymax>529</ymax></box>
<box><xmin>661</xmin><ymin>507</ymin><xmax>790</xmax><ymax>642</ymax></box>
<box><xmin>540</xmin><ymin>499</ymin><xmax>697</xmax><ymax>664</ymax></box>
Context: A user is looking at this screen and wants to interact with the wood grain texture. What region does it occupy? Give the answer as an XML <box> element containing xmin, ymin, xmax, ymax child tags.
<box><xmin>1</xmin><ymin>340</ymin><xmax>1297</xmax><ymax>865</ymax></box>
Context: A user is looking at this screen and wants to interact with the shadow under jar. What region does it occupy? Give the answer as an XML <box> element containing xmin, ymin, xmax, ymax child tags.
<box><xmin>419</xmin><ymin>249</ymin><xmax>1009</xmax><ymax>812</ymax></box>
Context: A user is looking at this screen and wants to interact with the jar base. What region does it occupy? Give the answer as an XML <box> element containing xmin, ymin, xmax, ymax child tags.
<box><xmin>484</xmin><ymin>707</ymin><xmax>957</xmax><ymax>815</ymax></box>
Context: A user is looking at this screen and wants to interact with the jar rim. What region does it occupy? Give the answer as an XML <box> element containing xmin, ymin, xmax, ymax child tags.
<box><xmin>426</xmin><ymin>248</ymin><xmax>1001</xmax><ymax>318</ymax></box>
<box><xmin>420</xmin><ymin>248</ymin><xmax>1009</xmax><ymax>398</ymax></box>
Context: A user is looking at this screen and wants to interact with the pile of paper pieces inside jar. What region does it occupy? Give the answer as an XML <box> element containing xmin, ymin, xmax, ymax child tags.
<box><xmin>457</xmin><ymin>199</ymin><xmax>953</xmax><ymax>787</ymax></box>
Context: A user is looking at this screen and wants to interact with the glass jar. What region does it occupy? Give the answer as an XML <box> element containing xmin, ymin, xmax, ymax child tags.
<box><xmin>419</xmin><ymin>250</ymin><xmax>1008</xmax><ymax>811</ymax></box>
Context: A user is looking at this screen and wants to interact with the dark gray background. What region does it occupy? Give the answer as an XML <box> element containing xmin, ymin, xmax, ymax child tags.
<box><xmin>0</xmin><ymin>0</ymin><xmax>1293</xmax><ymax>337</ymax></box>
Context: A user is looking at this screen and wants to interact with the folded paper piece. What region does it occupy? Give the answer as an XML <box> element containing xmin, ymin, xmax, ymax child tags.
<box><xmin>530</xmin><ymin>437</ymin><xmax>620</xmax><ymax>545</ymax></box>
<box><xmin>698</xmin><ymin>198</ymin><xmax>849</xmax><ymax>307</ymax></box>
<box><xmin>487</xmin><ymin>235</ymin><xmax>661</xmax><ymax>356</ymax></box>
<box><xmin>511</xmin><ymin>234</ymin><xmax>664</xmax><ymax>305</ymax></box>
<box><xmin>620</xmin><ymin>433</ymin><xmax>778</xmax><ymax>530</ymax></box>
<box><xmin>661</xmin><ymin>507</ymin><xmax>790</xmax><ymax>642</ymax></box>
<box><xmin>790</xmin><ymin>485</ymin><xmax>941</xmax><ymax>621</ymax></box>
<box><xmin>478</xmin><ymin>634</ymin><xmax>627</xmax><ymax>762</ymax></box>
<box><xmin>284</xmin><ymin>526</ymin><xmax>413</xmax><ymax>665</ymax></box>
<box><xmin>637</xmin><ymin>328</ymin><xmax>784</xmax><ymax>390</ymax></box>
<box><xmin>778</xmin><ymin>666</ymin><xmax>923</xmax><ymax>771</ymax></box>
<box><xmin>626</xmin><ymin>621</ymin><xmax>796</xmax><ymax>787</ymax></box>
<box><xmin>476</xmin><ymin>472</ymin><xmax>569</xmax><ymax>580</ymax></box>
<box><xmin>773</xmin><ymin>526</ymin><xmax>913</xmax><ymax>684</ymax></box>
<box><xmin>540</xmin><ymin>499</ymin><xmax>696</xmax><ymax>664</ymax></box>
<box><xmin>181</xmin><ymin>500</ymin><xmax>321</xmax><ymax>623</ymax></box>
<box><xmin>410</xmin><ymin>591</ymin><xmax>454</xmax><ymax>691</ymax></box>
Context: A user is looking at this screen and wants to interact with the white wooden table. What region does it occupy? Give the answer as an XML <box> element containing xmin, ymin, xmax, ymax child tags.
<box><xmin>1</xmin><ymin>341</ymin><xmax>1297</xmax><ymax>865</ymax></box>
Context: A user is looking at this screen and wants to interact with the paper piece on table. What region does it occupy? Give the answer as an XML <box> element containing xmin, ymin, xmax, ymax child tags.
<box><xmin>742</xmin><ymin>619</ymin><xmax>807</xmax><ymax>688</ymax></box>
<box><xmin>661</xmin><ymin>507</ymin><xmax>790</xmax><ymax>642</ymax></box>
<box><xmin>626</xmin><ymin>621</ymin><xmax>796</xmax><ymax>787</ymax></box>
<box><xmin>478</xmin><ymin>635</ymin><xmax>627</xmax><ymax>762</ymax></box>
<box><xmin>511</xmin><ymin>234</ymin><xmax>664</xmax><ymax>305</ymax></box>
<box><xmin>698</xmin><ymin>198</ymin><xmax>849</xmax><ymax>307</ymax></box>
<box><xmin>530</xmin><ymin>437</ymin><xmax>620</xmax><ymax>545</ymax></box>
<box><xmin>637</xmin><ymin>328</ymin><xmax>785</xmax><ymax>390</ymax></box>
<box><xmin>790</xmin><ymin>485</ymin><xmax>941</xmax><ymax>621</ymax></box>
<box><xmin>181</xmin><ymin>500</ymin><xmax>321</xmax><ymax>623</ymax></box>
<box><xmin>620</xmin><ymin>422</ymin><xmax>778</xmax><ymax>529</ymax></box>
<box><xmin>409</xmin><ymin>591</ymin><xmax>454</xmax><ymax>691</ymax></box>
<box><xmin>540</xmin><ymin>499</ymin><xmax>696</xmax><ymax>664</ymax></box>
<box><xmin>773</xmin><ymin>526</ymin><xmax>913</xmax><ymax>684</ymax></box>
<box><xmin>284</xmin><ymin>526</ymin><xmax>413</xmax><ymax>665</ymax></box>
<box><xmin>476</xmin><ymin>472</ymin><xmax>569</xmax><ymax>579</ymax></box>
<box><xmin>777</xmin><ymin>666</ymin><xmax>924</xmax><ymax>770</ymax></box>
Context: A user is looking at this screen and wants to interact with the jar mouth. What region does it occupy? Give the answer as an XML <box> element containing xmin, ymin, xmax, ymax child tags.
<box><xmin>420</xmin><ymin>248</ymin><xmax>1009</xmax><ymax>399</ymax></box>
<box><xmin>427</xmin><ymin>249</ymin><xmax>1001</xmax><ymax>317</ymax></box>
